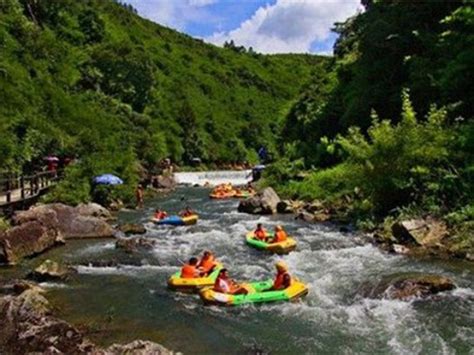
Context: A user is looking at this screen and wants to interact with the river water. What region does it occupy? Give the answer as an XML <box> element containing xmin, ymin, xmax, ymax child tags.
<box><xmin>3</xmin><ymin>180</ymin><xmax>473</xmax><ymax>354</ymax></box>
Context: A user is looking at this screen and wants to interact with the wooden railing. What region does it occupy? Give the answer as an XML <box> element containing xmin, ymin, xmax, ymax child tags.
<box><xmin>0</xmin><ymin>170</ymin><xmax>61</xmax><ymax>208</ymax></box>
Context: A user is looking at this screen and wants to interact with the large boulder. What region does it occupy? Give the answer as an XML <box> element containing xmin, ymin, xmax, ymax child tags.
<box><xmin>0</xmin><ymin>221</ymin><xmax>64</xmax><ymax>265</ymax></box>
<box><xmin>366</xmin><ymin>273</ymin><xmax>456</xmax><ymax>300</ymax></box>
<box><xmin>238</xmin><ymin>187</ymin><xmax>281</xmax><ymax>214</ymax></box>
<box><xmin>14</xmin><ymin>204</ymin><xmax>115</xmax><ymax>240</ymax></box>
<box><xmin>392</xmin><ymin>218</ymin><xmax>448</xmax><ymax>247</ymax></box>
<box><xmin>152</xmin><ymin>175</ymin><xmax>176</xmax><ymax>190</ymax></box>
<box><xmin>67</xmin><ymin>215</ymin><xmax>114</xmax><ymax>239</ymax></box>
<box><xmin>28</xmin><ymin>259</ymin><xmax>76</xmax><ymax>282</ymax></box>
<box><xmin>76</xmin><ymin>202</ymin><xmax>112</xmax><ymax>219</ymax></box>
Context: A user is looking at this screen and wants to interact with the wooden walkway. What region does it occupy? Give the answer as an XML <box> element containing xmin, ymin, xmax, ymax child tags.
<box><xmin>0</xmin><ymin>171</ymin><xmax>59</xmax><ymax>213</ymax></box>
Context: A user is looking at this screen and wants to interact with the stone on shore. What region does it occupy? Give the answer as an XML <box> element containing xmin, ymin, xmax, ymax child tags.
<box><xmin>14</xmin><ymin>203</ymin><xmax>114</xmax><ymax>240</ymax></box>
<box><xmin>392</xmin><ymin>218</ymin><xmax>448</xmax><ymax>247</ymax></box>
<box><xmin>104</xmin><ymin>340</ymin><xmax>173</xmax><ymax>354</ymax></box>
<box><xmin>0</xmin><ymin>280</ymin><xmax>173</xmax><ymax>354</ymax></box>
<box><xmin>0</xmin><ymin>221</ymin><xmax>64</xmax><ymax>265</ymax></box>
<box><xmin>76</xmin><ymin>202</ymin><xmax>112</xmax><ymax>219</ymax></box>
<box><xmin>238</xmin><ymin>187</ymin><xmax>280</xmax><ymax>214</ymax></box>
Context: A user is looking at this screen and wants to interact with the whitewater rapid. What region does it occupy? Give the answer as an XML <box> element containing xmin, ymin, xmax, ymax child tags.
<box><xmin>39</xmin><ymin>187</ymin><xmax>473</xmax><ymax>354</ymax></box>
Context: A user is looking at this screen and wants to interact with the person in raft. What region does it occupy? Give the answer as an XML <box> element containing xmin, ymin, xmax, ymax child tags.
<box><xmin>270</xmin><ymin>261</ymin><xmax>292</xmax><ymax>291</ymax></box>
<box><xmin>198</xmin><ymin>250</ymin><xmax>217</xmax><ymax>276</ymax></box>
<box><xmin>180</xmin><ymin>206</ymin><xmax>194</xmax><ymax>217</ymax></box>
<box><xmin>181</xmin><ymin>257</ymin><xmax>200</xmax><ymax>278</ymax></box>
<box><xmin>254</xmin><ymin>223</ymin><xmax>268</xmax><ymax>241</ymax></box>
<box><xmin>213</xmin><ymin>268</ymin><xmax>248</xmax><ymax>295</ymax></box>
<box><xmin>154</xmin><ymin>208</ymin><xmax>168</xmax><ymax>220</ymax></box>
<box><xmin>272</xmin><ymin>225</ymin><xmax>288</xmax><ymax>243</ymax></box>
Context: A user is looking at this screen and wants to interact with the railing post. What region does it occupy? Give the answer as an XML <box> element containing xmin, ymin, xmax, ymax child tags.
<box><xmin>20</xmin><ymin>176</ymin><xmax>25</xmax><ymax>199</ymax></box>
<box><xmin>6</xmin><ymin>179</ymin><xmax>11</xmax><ymax>203</ymax></box>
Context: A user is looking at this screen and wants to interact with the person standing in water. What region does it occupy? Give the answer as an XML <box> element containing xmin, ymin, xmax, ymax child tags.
<box><xmin>136</xmin><ymin>184</ymin><xmax>144</xmax><ymax>209</ymax></box>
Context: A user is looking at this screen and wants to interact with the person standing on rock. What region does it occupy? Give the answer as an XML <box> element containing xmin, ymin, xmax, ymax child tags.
<box><xmin>135</xmin><ymin>184</ymin><xmax>144</xmax><ymax>209</ymax></box>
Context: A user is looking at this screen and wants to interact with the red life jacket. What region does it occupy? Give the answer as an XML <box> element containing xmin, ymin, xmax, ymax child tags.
<box><xmin>273</xmin><ymin>271</ymin><xmax>291</xmax><ymax>290</ymax></box>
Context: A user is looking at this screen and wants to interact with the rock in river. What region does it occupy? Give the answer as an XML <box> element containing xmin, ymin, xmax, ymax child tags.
<box><xmin>116</xmin><ymin>237</ymin><xmax>156</xmax><ymax>253</ymax></box>
<box><xmin>366</xmin><ymin>273</ymin><xmax>456</xmax><ymax>301</ymax></box>
<box><xmin>238</xmin><ymin>187</ymin><xmax>281</xmax><ymax>214</ymax></box>
<box><xmin>28</xmin><ymin>259</ymin><xmax>76</xmax><ymax>282</ymax></box>
<box><xmin>118</xmin><ymin>223</ymin><xmax>147</xmax><ymax>235</ymax></box>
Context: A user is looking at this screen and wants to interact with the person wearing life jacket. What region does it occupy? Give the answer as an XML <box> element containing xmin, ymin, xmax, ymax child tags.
<box><xmin>180</xmin><ymin>206</ymin><xmax>194</xmax><ymax>217</ymax></box>
<box><xmin>154</xmin><ymin>208</ymin><xmax>168</xmax><ymax>220</ymax></box>
<box><xmin>181</xmin><ymin>257</ymin><xmax>199</xmax><ymax>279</ymax></box>
<box><xmin>198</xmin><ymin>250</ymin><xmax>217</xmax><ymax>275</ymax></box>
<box><xmin>254</xmin><ymin>223</ymin><xmax>267</xmax><ymax>241</ymax></box>
<box><xmin>271</xmin><ymin>261</ymin><xmax>292</xmax><ymax>290</ymax></box>
<box><xmin>213</xmin><ymin>269</ymin><xmax>248</xmax><ymax>295</ymax></box>
<box><xmin>273</xmin><ymin>225</ymin><xmax>288</xmax><ymax>243</ymax></box>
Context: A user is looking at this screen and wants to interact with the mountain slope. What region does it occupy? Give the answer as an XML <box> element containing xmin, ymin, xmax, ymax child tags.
<box><xmin>0</xmin><ymin>0</ymin><xmax>329</xmax><ymax>202</ymax></box>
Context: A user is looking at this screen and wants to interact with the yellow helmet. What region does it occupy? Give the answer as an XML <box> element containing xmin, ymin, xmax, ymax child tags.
<box><xmin>276</xmin><ymin>261</ymin><xmax>288</xmax><ymax>271</ymax></box>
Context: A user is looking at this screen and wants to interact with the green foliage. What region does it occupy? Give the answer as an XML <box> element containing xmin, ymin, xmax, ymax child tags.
<box><xmin>0</xmin><ymin>0</ymin><xmax>323</xmax><ymax>203</ymax></box>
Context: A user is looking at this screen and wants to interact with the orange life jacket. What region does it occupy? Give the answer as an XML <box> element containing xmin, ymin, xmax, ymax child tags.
<box><xmin>181</xmin><ymin>264</ymin><xmax>197</xmax><ymax>279</ymax></box>
<box><xmin>274</xmin><ymin>230</ymin><xmax>288</xmax><ymax>242</ymax></box>
<box><xmin>273</xmin><ymin>271</ymin><xmax>291</xmax><ymax>290</ymax></box>
<box><xmin>199</xmin><ymin>256</ymin><xmax>216</xmax><ymax>274</ymax></box>
<box><xmin>254</xmin><ymin>229</ymin><xmax>266</xmax><ymax>240</ymax></box>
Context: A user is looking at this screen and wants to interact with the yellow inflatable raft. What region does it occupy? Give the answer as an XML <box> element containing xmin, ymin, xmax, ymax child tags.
<box><xmin>168</xmin><ymin>264</ymin><xmax>223</xmax><ymax>292</ymax></box>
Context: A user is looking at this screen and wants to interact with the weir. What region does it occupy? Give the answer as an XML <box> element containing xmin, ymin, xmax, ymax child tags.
<box><xmin>174</xmin><ymin>170</ymin><xmax>251</xmax><ymax>186</ymax></box>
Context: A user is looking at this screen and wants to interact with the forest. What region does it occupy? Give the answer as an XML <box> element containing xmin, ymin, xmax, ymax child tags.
<box><xmin>266</xmin><ymin>0</ymin><xmax>473</xmax><ymax>252</ymax></box>
<box><xmin>0</xmin><ymin>0</ymin><xmax>326</xmax><ymax>203</ymax></box>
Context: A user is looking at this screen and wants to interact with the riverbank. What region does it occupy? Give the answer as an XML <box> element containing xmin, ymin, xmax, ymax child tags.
<box><xmin>243</xmin><ymin>185</ymin><xmax>474</xmax><ymax>262</ymax></box>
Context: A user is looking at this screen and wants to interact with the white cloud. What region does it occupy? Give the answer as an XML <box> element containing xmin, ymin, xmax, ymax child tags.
<box><xmin>126</xmin><ymin>0</ymin><xmax>218</xmax><ymax>30</ymax></box>
<box><xmin>206</xmin><ymin>0</ymin><xmax>361</xmax><ymax>54</ymax></box>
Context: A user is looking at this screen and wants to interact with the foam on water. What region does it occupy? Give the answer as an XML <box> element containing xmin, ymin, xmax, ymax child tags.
<box><xmin>174</xmin><ymin>170</ymin><xmax>251</xmax><ymax>186</ymax></box>
<box><xmin>54</xmin><ymin>186</ymin><xmax>473</xmax><ymax>353</ymax></box>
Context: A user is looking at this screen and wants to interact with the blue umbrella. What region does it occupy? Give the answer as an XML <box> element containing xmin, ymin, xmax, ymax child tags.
<box><xmin>93</xmin><ymin>174</ymin><xmax>123</xmax><ymax>185</ymax></box>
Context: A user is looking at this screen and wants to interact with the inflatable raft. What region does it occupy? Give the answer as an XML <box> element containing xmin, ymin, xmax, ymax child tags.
<box><xmin>168</xmin><ymin>264</ymin><xmax>223</xmax><ymax>292</ymax></box>
<box><xmin>199</xmin><ymin>279</ymin><xmax>308</xmax><ymax>306</ymax></box>
<box><xmin>246</xmin><ymin>232</ymin><xmax>297</xmax><ymax>254</ymax></box>
<box><xmin>152</xmin><ymin>214</ymin><xmax>198</xmax><ymax>226</ymax></box>
<box><xmin>233</xmin><ymin>191</ymin><xmax>255</xmax><ymax>198</ymax></box>
<box><xmin>209</xmin><ymin>191</ymin><xmax>236</xmax><ymax>199</ymax></box>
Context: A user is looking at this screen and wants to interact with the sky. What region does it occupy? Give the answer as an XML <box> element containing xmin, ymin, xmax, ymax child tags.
<box><xmin>125</xmin><ymin>0</ymin><xmax>362</xmax><ymax>54</ymax></box>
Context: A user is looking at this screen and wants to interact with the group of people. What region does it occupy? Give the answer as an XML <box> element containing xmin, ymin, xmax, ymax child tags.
<box><xmin>181</xmin><ymin>251</ymin><xmax>218</xmax><ymax>278</ymax></box>
<box><xmin>181</xmin><ymin>250</ymin><xmax>293</xmax><ymax>296</ymax></box>
<box><xmin>153</xmin><ymin>206</ymin><xmax>195</xmax><ymax>220</ymax></box>
<box><xmin>253</xmin><ymin>223</ymin><xmax>288</xmax><ymax>243</ymax></box>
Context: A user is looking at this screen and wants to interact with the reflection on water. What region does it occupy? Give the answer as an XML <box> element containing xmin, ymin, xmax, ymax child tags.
<box><xmin>6</xmin><ymin>187</ymin><xmax>473</xmax><ymax>354</ymax></box>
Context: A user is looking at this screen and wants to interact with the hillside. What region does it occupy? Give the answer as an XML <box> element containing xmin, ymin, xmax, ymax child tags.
<box><xmin>0</xmin><ymin>0</ymin><xmax>328</xmax><ymax>203</ymax></box>
<box><xmin>265</xmin><ymin>1</ymin><xmax>473</xmax><ymax>255</ymax></box>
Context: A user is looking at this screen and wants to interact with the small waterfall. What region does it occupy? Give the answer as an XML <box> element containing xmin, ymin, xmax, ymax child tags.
<box><xmin>174</xmin><ymin>170</ymin><xmax>252</xmax><ymax>186</ymax></box>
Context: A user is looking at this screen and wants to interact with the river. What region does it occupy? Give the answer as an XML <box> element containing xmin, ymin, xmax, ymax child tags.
<box><xmin>2</xmin><ymin>173</ymin><xmax>473</xmax><ymax>354</ymax></box>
